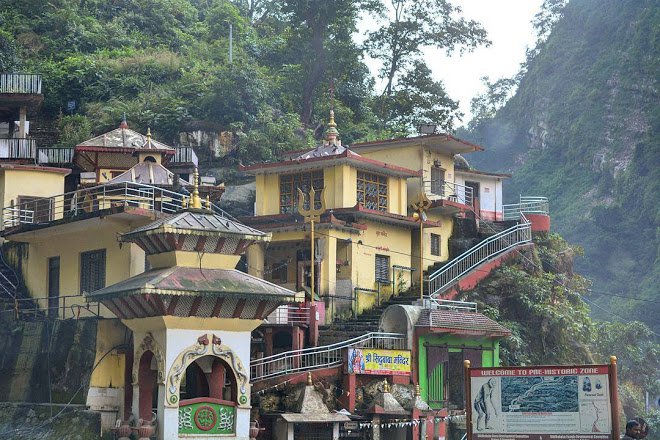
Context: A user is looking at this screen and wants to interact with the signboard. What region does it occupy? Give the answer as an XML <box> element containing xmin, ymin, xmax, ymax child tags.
<box><xmin>178</xmin><ymin>400</ymin><xmax>236</xmax><ymax>435</ymax></box>
<box><xmin>347</xmin><ymin>348</ymin><xmax>411</xmax><ymax>375</ymax></box>
<box><xmin>467</xmin><ymin>364</ymin><xmax>618</xmax><ymax>440</ymax></box>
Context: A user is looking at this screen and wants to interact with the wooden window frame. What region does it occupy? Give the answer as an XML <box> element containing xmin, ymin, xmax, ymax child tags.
<box><xmin>80</xmin><ymin>249</ymin><xmax>106</xmax><ymax>293</ymax></box>
<box><xmin>279</xmin><ymin>171</ymin><xmax>324</xmax><ymax>214</ymax></box>
<box><xmin>375</xmin><ymin>254</ymin><xmax>390</xmax><ymax>283</ymax></box>
<box><xmin>430</xmin><ymin>233</ymin><xmax>441</xmax><ymax>256</ymax></box>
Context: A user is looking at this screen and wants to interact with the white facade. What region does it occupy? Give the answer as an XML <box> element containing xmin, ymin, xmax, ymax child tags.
<box><xmin>454</xmin><ymin>170</ymin><xmax>507</xmax><ymax>221</ymax></box>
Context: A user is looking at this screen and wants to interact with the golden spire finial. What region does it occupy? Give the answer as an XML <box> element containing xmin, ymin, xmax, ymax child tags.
<box><xmin>307</xmin><ymin>371</ymin><xmax>313</xmax><ymax>386</ymax></box>
<box><xmin>383</xmin><ymin>379</ymin><xmax>390</xmax><ymax>393</ymax></box>
<box><xmin>415</xmin><ymin>384</ymin><xmax>421</xmax><ymax>397</ymax></box>
<box><xmin>328</xmin><ymin>109</ymin><xmax>337</xmax><ymax>128</ymax></box>
<box><xmin>205</xmin><ymin>195</ymin><xmax>211</xmax><ymax>210</ymax></box>
<box><xmin>191</xmin><ymin>168</ymin><xmax>202</xmax><ymax>209</ymax></box>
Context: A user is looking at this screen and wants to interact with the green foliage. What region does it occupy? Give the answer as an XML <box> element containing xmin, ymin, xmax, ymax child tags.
<box><xmin>53</xmin><ymin>114</ymin><xmax>93</xmax><ymax>149</ymax></box>
<box><xmin>463</xmin><ymin>0</ymin><xmax>660</xmax><ymax>333</ymax></box>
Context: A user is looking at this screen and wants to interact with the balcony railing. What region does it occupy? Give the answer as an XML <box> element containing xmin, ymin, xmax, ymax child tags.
<box><xmin>0</xmin><ymin>73</ymin><xmax>42</xmax><ymax>94</ymax></box>
<box><xmin>503</xmin><ymin>196</ymin><xmax>549</xmax><ymax>220</ymax></box>
<box><xmin>425</xmin><ymin>298</ymin><xmax>478</xmax><ymax>312</ymax></box>
<box><xmin>265</xmin><ymin>304</ymin><xmax>310</xmax><ymax>325</ymax></box>
<box><xmin>37</xmin><ymin>147</ymin><xmax>74</xmax><ymax>165</ymax></box>
<box><xmin>172</xmin><ymin>146</ymin><xmax>199</xmax><ymax>167</ymax></box>
<box><xmin>424</xmin><ymin>179</ymin><xmax>473</xmax><ymax>206</ymax></box>
<box><xmin>250</xmin><ymin>332</ymin><xmax>406</xmax><ymax>382</ymax></box>
<box><xmin>0</xmin><ymin>138</ymin><xmax>37</xmax><ymax>160</ymax></box>
<box><xmin>2</xmin><ymin>181</ymin><xmax>236</xmax><ymax>230</ymax></box>
<box><xmin>0</xmin><ymin>294</ymin><xmax>101</xmax><ymax>320</ymax></box>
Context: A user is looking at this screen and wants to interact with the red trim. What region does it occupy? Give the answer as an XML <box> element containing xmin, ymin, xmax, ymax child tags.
<box><xmin>166</xmin><ymin>296</ymin><xmax>179</xmax><ymax>315</ymax></box>
<box><xmin>117</xmin><ymin>297</ymin><xmax>139</xmax><ymax>318</ymax></box>
<box><xmin>211</xmin><ymin>298</ymin><xmax>225</xmax><ymax>317</ymax></box>
<box><xmin>127</xmin><ymin>295</ymin><xmax>150</xmax><ymax>317</ymax></box>
<box><xmin>179</xmin><ymin>397</ymin><xmax>236</xmax><ymax>407</ymax></box>
<box><xmin>106</xmin><ymin>300</ymin><xmax>127</xmax><ymax>319</ymax></box>
<box><xmin>254</xmin><ymin>301</ymin><xmax>268</xmax><ymax>319</ymax></box>
<box><xmin>351</xmin><ymin>133</ymin><xmax>485</xmax><ymax>151</ymax></box>
<box><xmin>194</xmin><ymin>236</ymin><xmax>207</xmax><ymax>252</ymax></box>
<box><xmin>213</xmin><ymin>237</ymin><xmax>227</xmax><ymax>253</ymax></box>
<box><xmin>232</xmin><ymin>299</ymin><xmax>246</xmax><ymax>318</ymax></box>
<box><xmin>455</xmin><ymin>168</ymin><xmax>511</xmax><ymax>178</ymax></box>
<box><xmin>239</xmin><ymin>149</ymin><xmax>421</xmax><ymax>177</ymax></box>
<box><xmin>189</xmin><ymin>297</ymin><xmax>202</xmax><ymax>316</ymax></box>
<box><xmin>176</xmin><ymin>234</ymin><xmax>186</xmax><ymax>251</ymax></box>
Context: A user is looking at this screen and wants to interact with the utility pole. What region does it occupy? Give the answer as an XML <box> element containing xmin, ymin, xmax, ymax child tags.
<box><xmin>228</xmin><ymin>22</ymin><xmax>233</xmax><ymax>64</ymax></box>
<box><xmin>411</xmin><ymin>191</ymin><xmax>431</xmax><ymax>300</ymax></box>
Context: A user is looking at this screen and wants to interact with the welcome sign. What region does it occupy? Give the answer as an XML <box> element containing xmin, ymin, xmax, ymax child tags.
<box><xmin>347</xmin><ymin>348</ymin><xmax>411</xmax><ymax>375</ymax></box>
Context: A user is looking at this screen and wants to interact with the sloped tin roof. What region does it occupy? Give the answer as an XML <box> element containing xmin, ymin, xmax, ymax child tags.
<box><xmin>76</xmin><ymin>127</ymin><xmax>174</xmax><ymax>151</ymax></box>
<box><xmin>417</xmin><ymin>309</ymin><xmax>511</xmax><ymax>337</ymax></box>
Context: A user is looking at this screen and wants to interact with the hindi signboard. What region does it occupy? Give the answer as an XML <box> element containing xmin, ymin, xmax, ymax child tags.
<box><xmin>347</xmin><ymin>348</ymin><xmax>411</xmax><ymax>375</ymax></box>
<box><xmin>466</xmin><ymin>363</ymin><xmax>619</xmax><ymax>440</ymax></box>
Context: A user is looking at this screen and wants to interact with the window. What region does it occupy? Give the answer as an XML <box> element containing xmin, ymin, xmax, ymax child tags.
<box><xmin>430</xmin><ymin>167</ymin><xmax>445</xmax><ymax>196</ymax></box>
<box><xmin>80</xmin><ymin>249</ymin><xmax>106</xmax><ymax>293</ymax></box>
<box><xmin>279</xmin><ymin>171</ymin><xmax>324</xmax><ymax>214</ymax></box>
<box><xmin>375</xmin><ymin>254</ymin><xmax>390</xmax><ymax>283</ymax></box>
<box><xmin>430</xmin><ymin>233</ymin><xmax>441</xmax><ymax>256</ymax></box>
<box><xmin>357</xmin><ymin>171</ymin><xmax>388</xmax><ymax>211</ymax></box>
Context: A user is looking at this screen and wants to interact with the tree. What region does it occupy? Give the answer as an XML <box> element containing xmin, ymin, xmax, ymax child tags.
<box><xmin>365</xmin><ymin>0</ymin><xmax>489</xmax><ymax>97</ymax></box>
<box><xmin>468</xmin><ymin>76</ymin><xmax>519</xmax><ymax>129</ymax></box>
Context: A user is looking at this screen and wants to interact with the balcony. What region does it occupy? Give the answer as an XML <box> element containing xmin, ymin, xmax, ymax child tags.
<box><xmin>264</xmin><ymin>304</ymin><xmax>311</xmax><ymax>325</ymax></box>
<box><xmin>424</xmin><ymin>179</ymin><xmax>473</xmax><ymax>206</ymax></box>
<box><xmin>0</xmin><ymin>138</ymin><xmax>37</xmax><ymax>160</ymax></box>
<box><xmin>0</xmin><ymin>73</ymin><xmax>42</xmax><ymax>94</ymax></box>
<box><xmin>171</xmin><ymin>146</ymin><xmax>199</xmax><ymax>167</ymax></box>
<box><xmin>37</xmin><ymin>147</ymin><xmax>74</xmax><ymax>165</ymax></box>
<box><xmin>2</xmin><ymin>181</ymin><xmax>235</xmax><ymax>231</ymax></box>
<box><xmin>503</xmin><ymin>196</ymin><xmax>549</xmax><ymax>220</ymax></box>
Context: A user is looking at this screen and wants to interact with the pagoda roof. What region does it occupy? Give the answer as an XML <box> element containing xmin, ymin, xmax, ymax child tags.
<box><xmin>85</xmin><ymin>266</ymin><xmax>297</xmax><ymax>320</ymax></box>
<box><xmin>367</xmin><ymin>389</ymin><xmax>408</xmax><ymax>415</ymax></box>
<box><xmin>76</xmin><ymin>127</ymin><xmax>175</xmax><ymax>153</ymax></box>
<box><xmin>240</xmin><ymin>144</ymin><xmax>420</xmax><ymax>178</ymax></box>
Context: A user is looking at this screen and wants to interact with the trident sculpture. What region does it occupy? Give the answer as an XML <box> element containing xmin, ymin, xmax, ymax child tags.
<box><xmin>410</xmin><ymin>191</ymin><xmax>432</xmax><ymax>300</ymax></box>
<box><xmin>297</xmin><ymin>186</ymin><xmax>326</xmax><ymax>305</ymax></box>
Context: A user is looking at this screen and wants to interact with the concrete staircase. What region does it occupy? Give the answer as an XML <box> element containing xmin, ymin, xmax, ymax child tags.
<box><xmin>318</xmin><ymin>289</ymin><xmax>420</xmax><ymax>346</ymax></box>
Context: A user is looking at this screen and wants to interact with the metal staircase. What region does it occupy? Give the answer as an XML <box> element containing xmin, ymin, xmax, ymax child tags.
<box><xmin>250</xmin><ymin>332</ymin><xmax>405</xmax><ymax>382</ymax></box>
<box><xmin>426</xmin><ymin>214</ymin><xmax>532</xmax><ymax>300</ymax></box>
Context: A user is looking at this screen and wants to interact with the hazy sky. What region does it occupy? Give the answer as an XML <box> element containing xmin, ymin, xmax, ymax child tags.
<box><xmin>361</xmin><ymin>0</ymin><xmax>544</xmax><ymax>125</ymax></box>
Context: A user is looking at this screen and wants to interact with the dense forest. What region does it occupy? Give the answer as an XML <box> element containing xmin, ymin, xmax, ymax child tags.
<box><xmin>462</xmin><ymin>0</ymin><xmax>659</xmax><ymax>335</ymax></box>
<box><xmin>1</xmin><ymin>0</ymin><xmax>658</xmax><ymax>427</ymax></box>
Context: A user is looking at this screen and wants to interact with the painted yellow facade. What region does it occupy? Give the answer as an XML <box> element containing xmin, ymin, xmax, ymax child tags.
<box><xmin>89</xmin><ymin>319</ymin><xmax>128</xmax><ymax>389</ymax></box>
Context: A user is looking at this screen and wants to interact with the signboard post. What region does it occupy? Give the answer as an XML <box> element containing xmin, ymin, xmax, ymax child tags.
<box><xmin>465</xmin><ymin>356</ymin><xmax>620</xmax><ymax>440</ymax></box>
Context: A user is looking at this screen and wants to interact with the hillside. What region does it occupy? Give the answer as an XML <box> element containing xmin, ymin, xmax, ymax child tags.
<box><xmin>463</xmin><ymin>0</ymin><xmax>659</xmax><ymax>331</ymax></box>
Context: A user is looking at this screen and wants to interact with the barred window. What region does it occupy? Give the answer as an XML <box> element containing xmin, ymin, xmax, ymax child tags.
<box><xmin>80</xmin><ymin>249</ymin><xmax>106</xmax><ymax>293</ymax></box>
<box><xmin>375</xmin><ymin>254</ymin><xmax>390</xmax><ymax>283</ymax></box>
<box><xmin>357</xmin><ymin>171</ymin><xmax>387</xmax><ymax>212</ymax></box>
<box><xmin>279</xmin><ymin>171</ymin><xmax>324</xmax><ymax>214</ymax></box>
<box><xmin>431</xmin><ymin>233</ymin><xmax>441</xmax><ymax>256</ymax></box>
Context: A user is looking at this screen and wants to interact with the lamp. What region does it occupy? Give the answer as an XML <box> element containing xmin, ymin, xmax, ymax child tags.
<box><xmin>418</xmin><ymin>123</ymin><xmax>437</xmax><ymax>135</ymax></box>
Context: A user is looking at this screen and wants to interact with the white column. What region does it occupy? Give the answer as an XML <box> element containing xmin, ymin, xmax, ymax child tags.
<box><xmin>287</xmin><ymin>423</ymin><xmax>294</xmax><ymax>440</ymax></box>
<box><xmin>332</xmin><ymin>422</ymin><xmax>339</xmax><ymax>440</ymax></box>
<box><xmin>161</xmin><ymin>406</ymin><xmax>179</xmax><ymax>440</ymax></box>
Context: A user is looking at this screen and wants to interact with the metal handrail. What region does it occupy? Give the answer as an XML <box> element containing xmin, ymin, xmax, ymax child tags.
<box><xmin>427</xmin><ymin>217</ymin><xmax>532</xmax><ymax>299</ymax></box>
<box><xmin>2</xmin><ymin>181</ymin><xmax>236</xmax><ymax>229</ymax></box>
<box><xmin>264</xmin><ymin>304</ymin><xmax>310</xmax><ymax>325</ymax></box>
<box><xmin>424</xmin><ymin>179</ymin><xmax>473</xmax><ymax>206</ymax></box>
<box><xmin>0</xmin><ymin>73</ymin><xmax>42</xmax><ymax>94</ymax></box>
<box><xmin>425</xmin><ymin>298</ymin><xmax>478</xmax><ymax>312</ymax></box>
<box><xmin>503</xmin><ymin>196</ymin><xmax>549</xmax><ymax>220</ymax></box>
<box><xmin>0</xmin><ymin>294</ymin><xmax>101</xmax><ymax>319</ymax></box>
<box><xmin>250</xmin><ymin>332</ymin><xmax>406</xmax><ymax>382</ymax></box>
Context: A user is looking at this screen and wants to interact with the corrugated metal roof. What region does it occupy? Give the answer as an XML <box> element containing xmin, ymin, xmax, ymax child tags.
<box><xmin>107</xmin><ymin>162</ymin><xmax>190</xmax><ymax>185</ymax></box>
<box><xmin>76</xmin><ymin>127</ymin><xmax>174</xmax><ymax>151</ymax></box>
<box><xmin>416</xmin><ymin>309</ymin><xmax>511</xmax><ymax>336</ymax></box>
<box><xmin>123</xmin><ymin>210</ymin><xmax>268</xmax><ymax>238</ymax></box>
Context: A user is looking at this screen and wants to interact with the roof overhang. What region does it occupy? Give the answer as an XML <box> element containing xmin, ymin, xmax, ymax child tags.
<box><xmin>351</xmin><ymin>133</ymin><xmax>484</xmax><ymax>155</ymax></box>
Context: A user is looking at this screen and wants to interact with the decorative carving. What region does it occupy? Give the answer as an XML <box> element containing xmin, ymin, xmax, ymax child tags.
<box><xmin>133</xmin><ymin>332</ymin><xmax>165</xmax><ymax>385</ymax></box>
<box><xmin>165</xmin><ymin>333</ymin><xmax>250</xmax><ymax>408</ymax></box>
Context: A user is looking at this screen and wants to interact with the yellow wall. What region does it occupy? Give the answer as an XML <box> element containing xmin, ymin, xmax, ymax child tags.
<box><xmin>89</xmin><ymin>319</ymin><xmax>128</xmax><ymax>388</ymax></box>
<box><xmin>0</xmin><ymin>168</ymin><xmax>67</xmax><ymax>224</ymax></box>
<box><xmin>17</xmin><ymin>216</ymin><xmax>149</xmax><ymax>318</ymax></box>
<box><xmin>253</xmin><ymin>164</ymin><xmax>409</xmax><ymax>216</ymax></box>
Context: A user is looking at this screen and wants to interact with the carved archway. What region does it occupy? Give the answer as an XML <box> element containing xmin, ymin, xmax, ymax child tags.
<box><xmin>133</xmin><ymin>332</ymin><xmax>165</xmax><ymax>385</ymax></box>
<box><xmin>165</xmin><ymin>333</ymin><xmax>249</xmax><ymax>408</ymax></box>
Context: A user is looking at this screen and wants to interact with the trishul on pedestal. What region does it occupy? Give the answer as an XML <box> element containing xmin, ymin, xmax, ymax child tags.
<box><xmin>410</xmin><ymin>192</ymin><xmax>431</xmax><ymax>300</ymax></box>
<box><xmin>297</xmin><ymin>186</ymin><xmax>326</xmax><ymax>305</ymax></box>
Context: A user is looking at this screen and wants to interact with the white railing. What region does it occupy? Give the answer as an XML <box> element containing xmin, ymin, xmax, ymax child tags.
<box><xmin>425</xmin><ymin>298</ymin><xmax>478</xmax><ymax>312</ymax></box>
<box><xmin>427</xmin><ymin>217</ymin><xmax>532</xmax><ymax>299</ymax></box>
<box><xmin>265</xmin><ymin>304</ymin><xmax>310</xmax><ymax>325</ymax></box>
<box><xmin>424</xmin><ymin>180</ymin><xmax>473</xmax><ymax>206</ymax></box>
<box><xmin>503</xmin><ymin>196</ymin><xmax>549</xmax><ymax>220</ymax></box>
<box><xmin>2</xmin><ymin>181</ymin><xmax>236</xmax><ymax>229</ymax></box>
<box><xmin>250</xmin><ymin>332</ymin><xmax>406</xmax><ymax>382</ymax></box>
<box><xmin>0</xmin><ymin>138</ymin><xmax>37</xmax><ymax>160</ymax></box>
<box><xmin>0</xmin><ymin>73</ymin><xmax>42</xmax><ymax>94</ymax></box>
<box><xmin>37</xmin><ymin>147</ymin><xmax>74</xmax><ymax>164</ymax></box>
<box><xmin>172</xmin><ymin>147</ymin><xmax>199</xmax><ymax>167</ymax></box>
